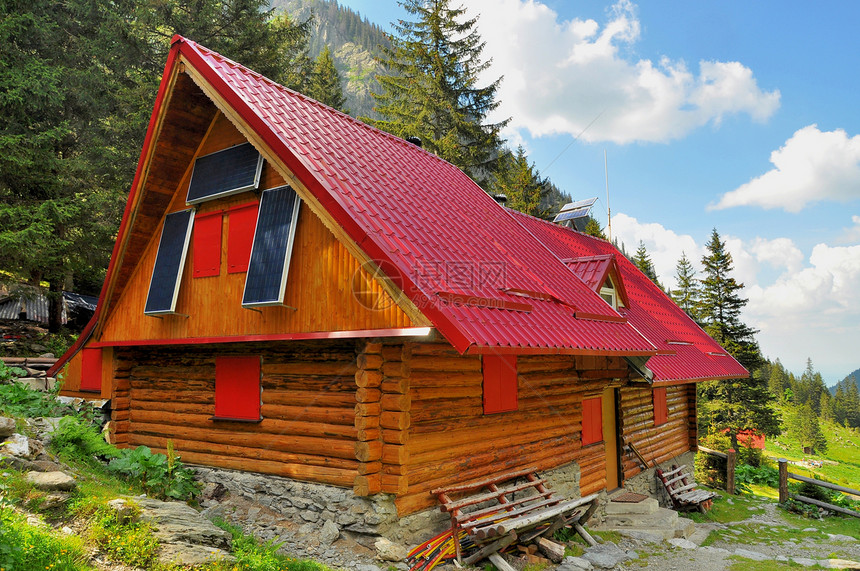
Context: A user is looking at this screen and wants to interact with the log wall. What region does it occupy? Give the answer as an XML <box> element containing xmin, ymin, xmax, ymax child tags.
<box><xmin>397</xmin><ymin>342</ymin><xmax>628</xmax><ymax>515</ymax></box>
<box><xmin>97</xmin><ymin>112</ymin><xmax>417</xmax><ymax>345</ymax></box>
<box><xmin>112</xmin><ymin>340</ymin><xmax>361</xmax><ymax>487</ymax></box>
<box><xmin>618</xmin><ymin>383</ymin><xmax>696</xmax><ymax>480</ymax></box>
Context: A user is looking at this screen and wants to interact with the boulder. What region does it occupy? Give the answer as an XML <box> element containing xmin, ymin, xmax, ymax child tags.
<box><xmin>320</xmin><ymin>519</ymin><xmax>340</xmax><ymax>545</ymax></box>
<box><xmin>26</xmin><ymin>471</ymin><xmax>77</xmax><ymax>491</ymax></box>
<box><xmin>0</xmin><ymin>417</ymin><xmax>16</xmax><ymax>438</ymax></box>
<box><xmin>374</xmin><ymin>538</ymin><xmax>407</xmax><ymax>562</ymax></box>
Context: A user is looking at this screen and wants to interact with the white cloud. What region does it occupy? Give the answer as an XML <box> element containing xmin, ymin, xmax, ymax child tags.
<box><xmin>837</xmin><ymin>215</ymin><xmax>860</xmax><ymax>244</ymax></box>
<box><xmin>611</xmin><ymin>214</ymin><xmax>860</xmax><ymax>381</ymax></box>
<box><xmin>713</xmin><ymin>125</ymin><xmax>860</xmax><ymax>212</ymax></box>
<box><xmin>466</xmin><ymin>0</ymin><xmax>780</xmax><ymax>144</ymax></box>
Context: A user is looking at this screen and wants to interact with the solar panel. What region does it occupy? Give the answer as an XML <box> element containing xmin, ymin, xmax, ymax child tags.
<box><xmin>144</xmin><ymin>209</ymin><xmax>195</xmax><ymax>315</ymax></box>
<box><xmin>242</xmin><ymin>185</ymin><xmax>301</xmax><ymax>307</ymax></box>
<box><xmin>186</xmin><ymin>142</ymin><xmax>264</xmax><ymax>204</ymax></box>
<box><xmin>558</xmin><ymin>197</ymin><xmax>598</xmax><ymax>212</ymax></box>
<box><xmin>553</xmin><ymin>207</ymin><xmax>591</xmax><ymax>222</ymax></box>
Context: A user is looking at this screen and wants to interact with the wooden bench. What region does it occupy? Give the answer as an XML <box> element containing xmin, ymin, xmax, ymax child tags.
<box><xmin>655</xmin><ymin>464</ymin><xmax>716</xmax><ymax>513</ymax></box>
<box><xmin>431</xmin><ymin>467</ymin><xmax>599</xmax><ymax>570</ymax></box>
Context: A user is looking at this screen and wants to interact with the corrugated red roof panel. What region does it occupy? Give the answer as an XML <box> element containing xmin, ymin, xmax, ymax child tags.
<box><xmin>176</xmin><ymin>37</ymin><xmax>656</xmax><ymax>356</ymax></box>
<box><xmin>512</xmin><ymin>212</ymin><xmax>748</xmax><ymax>382</ymax></box>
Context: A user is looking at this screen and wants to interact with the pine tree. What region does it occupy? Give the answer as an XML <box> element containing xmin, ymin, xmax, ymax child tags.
<box><xmin>671</xmin><ymin>252</ymin><xmax>700</xmax><ymax>321</ymax></box>
<box><xmin>367</xmin><ymin>0</ymin><xmax>508</xmax><ymax>186</ymax></box>
<box><xmin>493</xmin><ymin>147</ymin><xmax>543</xmax><ymax>216</ymax></box>
<box><xmin>307</xmin><ymin>46</ymin><xmax>348</xmax><ymax>111</ymax></box>
<box><xmin>789</xmin><ymin>403</ymin><xmax>827</xmax><ymax>454</ymax></box>
<box><xmin>583</xmin><ymin>218</ymin><xmax>606</xmax><ymax>240</ymax></box>
<box><xmin>697</xmin><ymin>229</ymin><xmax>779</xmax><ymax>448</ymax></box>
<box><xmin>633</xmin><ymin>241</ymin><xmax>661</xmax><ymax>287</ymax></box>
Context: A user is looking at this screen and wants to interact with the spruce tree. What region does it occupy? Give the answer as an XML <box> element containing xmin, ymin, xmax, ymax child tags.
<box><xmin>697</xmin><ymin>229</ymin><xmax>780</xmax><ymax>449</ymax></box>
<box><xmin>671</xmin><ymin>252</ymin><xmax>700</xmax><ymax>321</ymax></box>
<box><xmin>583</xmin><ymin>218</ymin><xmax>607</xmax><ymax>240</ymax></box>
<box><xmin>633</xmin><ymin>241</ymin><xmax>661</xmax><ymax>287</ymax></box>
<box><xmin>368</xmin><ymin>0</ymin><xmax>508</xmax><ymax>186</ymax></box>
<box><xmin>493</xmin><ymin>147</ymin><xmax>543</xmax><ymax>216</ymax></box>
<box><xmin>307</xmin><ymin>46</ymin><xmax>348</xmax><ymax>111</ymax></box>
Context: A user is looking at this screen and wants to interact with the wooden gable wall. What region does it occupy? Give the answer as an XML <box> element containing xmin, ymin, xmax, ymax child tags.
<box><xmin>97</xmin><ymin>112</ymin><xmax>415</xmax><ymax>344</ymax></box>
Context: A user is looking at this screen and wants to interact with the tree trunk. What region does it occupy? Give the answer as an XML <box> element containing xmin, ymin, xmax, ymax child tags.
<box><xmin>48</xmin><ymin>280</ymin><xmax>63</xmax><ymax>333</ymax></box>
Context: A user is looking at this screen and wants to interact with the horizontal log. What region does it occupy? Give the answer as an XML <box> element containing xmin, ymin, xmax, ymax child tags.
<box><xmin>382</xmin><ymin>429</ymin><xmax>407</xmax><ymax>445</ymax></box>
<box><xmin>409</xmin><ymin>371</ymin><xmax>482</xmax><ymax>387</ymax></box>
<box><xmin>260</xmin><ymin>404</ymin><xmax>355</xmax><ymax>425</ymax></box>
<box><xmin>128</xmin><ymin>433</ymin><xmax>359</xmax><ymax>472</ymax></box>
<box><xmin>383</xmin><ymin>464</ymin><xmax>408</xmax><ymax>476</ymax></box>
<box><xmin>411</xmin><ymin>385</ymin><xmax>481</xmax><ymax>401</ymax></box>
<box><xmin>355</xmin><ymin>415</ymin><xmax>380</xmax><ymax>430</ymax></box>
<box><xmin>130</xmin><ymin>389</ymin><xmax>213</xmax><ymax>405</ymax></box>
<box><xmin>362</xmin><ymin>342</ymin><xmax>383</xmax><ymax>355</ymax></box>
<box><xmin>382</xmin><ymin>444</ymin><xmax>408</xmax><ymax>465</ymax></box>
<box><xmin>409</xmin><ymin>356</ymin><xmax>481</xmax><ymax>372</ymax></box>
<box><xmin>380</xmin><ymin>411</ymin><xmax>410</xmax><ymax>430</ymax></box>
<box><xmin>381</xmin><ymin>377</ymin><xmax>409</xmax><ymax>394</ymax></box>
<box><xmin>262</xmin><ymin>391</ymin><xmax>356</xmax><ymax>408</ymax></box>
<box><xmin>356</xmin><ymin>388</ymin><xmax>381</xmax><ymax>403</ymax></box>
<box><xmin>175</xmin><ymin>449</ymin><xmax>355</xmax><ymax>488</ymax></box>
<box><xmin>408</xmin><ymin>343</ymin><xmax>458</xmax><ymax>357</ymax></box>
<box><xmin>381</xmin><ymin>393</ymin><xmax>410</xmax><ymax>412</ymax></box>
<box><xmin>357</xmin><ymin>354</ymin><xmax>383</xmax><ymax>370</ymax></box>
<box><xmin>264</xmin><ymin>361</ymin><xmax>357</xmax><ymax>376</ymax></box>
<box><xmin>355</xmin><ymin>440</ymin><xmax>382</xmax><ymax>462</ymax></box>
<box><xmin>357</xmin><ymin>427</ymin><xmax>380</xmax><ymax>441</ymax></box>
<box><xmin>358</xmin><ymin>461</ymin><xmax>382</xmax><ymax>476</ymax></box>
<box><xmin>129</xmin><ymin>409</ymin><xmax>357</xmax><ymax>439</ymax></box>
<box><xmin>380</xmin><ymin>345</ymin><xmax>404</xmax><ymax>361</ymax></box>
<box><xmin>129</xmin><ymin>421</ymin><xmax>357</xmax><ymax>459</ymax></box>
<box><xmin>112</xmin><ymin>410</ymin><xmax>130</xmax><ymax>422</ymax></box>
<box><xmin>381</xmin><ymin>473</ymin><xmax>407</xmax><ymax>495</ymax></box>
<box><xmin>355</xmin><ymin>370</ymin><xmax>383</xmax><ymax>388</ymax></box>
<box><xmin>355</xmin><ymin>402</ymin><xmax>381</xmax><ymax>417</ymax></box>
<box><xmin>382</xmin><ymin>361</ymin><xmax>407</xmax><ymax>378</ymax></box>
<box><xmin>353</xmin><ymin>474</ymin><xmax>381</xmax><ymax>496</ymax></box>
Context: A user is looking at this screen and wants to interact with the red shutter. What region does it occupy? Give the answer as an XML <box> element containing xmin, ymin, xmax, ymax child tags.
<box><xmin>227</xmin><ymin>202</ymin><xmax>259</xmax><ymax>273</ymax></box>
<box><xmin>582</xmin><ymin>397</ymin><xmax>603</xmax><ymax>445</ymax></box>
<box><xmin>215</xmin><ymin>355</ymin><xmax>261</xmax><ymax>421</ymax></box>
<box><xmin>653</xmin><ymin>387</ymin><xmax>668</xmax><ymax>426</ymax></box>
<box><xmin>192</xmin><ymin>211</ymin><xmax>222</xmax><ymax>278</ymax></box>
<box><xmin>482</xmin><ymin>355</ymin><xmax>517</xmax><ymax>414</ymax></box>
<box><xmin>80</xmin><ymin>347</ymin><xmax>102</xmax><ymax>392</ymax></box>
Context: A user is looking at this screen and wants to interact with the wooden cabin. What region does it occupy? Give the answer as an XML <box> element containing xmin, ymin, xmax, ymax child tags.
<box><xmin>51</xmin><ymin>36</ymin><xmax>748</xmax><ymax>516</ymax></box>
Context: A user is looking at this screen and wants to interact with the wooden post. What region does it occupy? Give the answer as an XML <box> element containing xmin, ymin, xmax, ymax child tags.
<box><xmin>726</xmin><ymin>449</ymin><xmax>736</xmax><ymax>495</ymax></box>
<box><xmin>778</xmin><ymin>458</ymin><xmax>788</xmax><ymax>503</ymax></box>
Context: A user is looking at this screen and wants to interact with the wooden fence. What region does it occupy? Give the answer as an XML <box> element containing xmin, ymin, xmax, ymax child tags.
<box><xmin>697</xmin><ymin>446</ymin><xmax>736</xmax><ymax>495</ymax></box>
<box><xmin>778</xmin><ymin>458</ymin><xmax>860</xmax><ymax>518</ymax></box>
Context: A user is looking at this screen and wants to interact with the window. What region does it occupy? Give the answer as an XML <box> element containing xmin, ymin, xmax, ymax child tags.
<box><xmin>482</xmin><ymin>355</ymin><xmax>517</xmax><ymax>414</ymax></box>
<box><xmin>581</xmin><ymin>396</ymin><xmax>603</xmax><ymax>445</ymax></box>
<box><xmin>227</xmin><ymin>202</ymin><xmax>259</xmax><ymax>273</ymax></box>
<box><xmin>653</xmin><ymin>387</ymin><xmax>668</xmax><ymax>426</ymax></box>
<box><xmin>80</xmin><ymin>347</ymin><xmax>102</xmax><ymax>392</ymax></box>
<box><xmin>600</xmin><ymin>278</ymin><xmax>617</xmax><ymax>309</ymax></box>
<box><xmin>145</xmin><ymin>209</ymin><xmax>195</xmax><ymax>315</ymax></box>
<box><xmin>214</xmin><ymin>356</ymin><xmax>262</xmax><ymax>421</ymax></box>
<box><xmin>192</xmin><ymin>211</ymin><xmax>222</xmax><ymax>278</ymax></box>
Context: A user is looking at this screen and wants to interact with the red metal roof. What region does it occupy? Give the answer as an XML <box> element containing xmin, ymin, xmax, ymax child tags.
<box><xmin>175</xmin><ymin>37</ymin><xmax>657</xmax><ymax>356</ymax></box>
<box><xmin>512</xmin><ymin>212</ymin><xmax>749</xmax><ymax>383</ymax></box>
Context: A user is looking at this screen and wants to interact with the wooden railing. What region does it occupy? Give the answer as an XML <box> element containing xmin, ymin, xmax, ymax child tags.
<box><xmin>778</xmin><ymin>458</ymin><xmax>860</xmax><ymax>518</ymax></box>
<box><xmin>697</xmin><ymin>446</ymin><xmax>736</xmax><ymax>495</ymax></box>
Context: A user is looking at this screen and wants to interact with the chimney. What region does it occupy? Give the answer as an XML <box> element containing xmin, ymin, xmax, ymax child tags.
<box><xmin>406</xmin><ymin>136</ymin><xmax>422</xmax><ymax>148</ymax></box>
<box><xmin>493</xmin><ymin>194</ymin><xmax>508</xmax><ymax>205</ymax></box>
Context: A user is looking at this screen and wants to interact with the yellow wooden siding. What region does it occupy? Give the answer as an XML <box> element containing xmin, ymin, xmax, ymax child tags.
<box><xmin>97</xmin><ymin>114</ymin><xmax>415</xmax><ymax>343</ymax></box>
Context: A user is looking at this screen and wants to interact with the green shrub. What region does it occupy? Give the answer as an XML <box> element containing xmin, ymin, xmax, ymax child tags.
<box><xmin>696</xmin><ymin>431</ymin><xmax>731</xmax><ymax>489</ymax></box>
<box><xmin>51</xmin><ymin>416</ymin><xmax>120</xmax><ymax>467</ymax></box>
<box><xmin>0</xmin><ymin>361</ymin><xmax>26</xmax><ymax>382</ymax></box>
<box><xmin>210</xmin><ymin>519</ymin><xmax>332</xmax><ymax>571</ymax></box>
<box><xmin>735</xmin><ymin>463</ymin><xmax>779</xmax><ymax>491</ymax></box>
<box><xmin>0</xmin><ymin>380</ymin><xmax>66</xmax><ymax>418</ymax></box>
<box><xmin>109</xmin><ymin>442</ymin><xmax>200</xmax><ymax>501</ymax></box>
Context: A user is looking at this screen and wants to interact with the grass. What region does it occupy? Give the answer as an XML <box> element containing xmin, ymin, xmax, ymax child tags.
<box><xmin>0</xmin><ymin>506</ymin><xmax>93</xmax><ymax>571</ymax></box>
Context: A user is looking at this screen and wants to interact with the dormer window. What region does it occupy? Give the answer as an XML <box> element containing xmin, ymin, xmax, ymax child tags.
<box><xmin>600</xmin><ymin>277</ymin><xmax>618</xmax><ymax>309</ymax></box>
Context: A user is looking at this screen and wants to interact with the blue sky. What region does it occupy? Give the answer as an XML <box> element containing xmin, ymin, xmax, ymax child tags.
<box><xmin>337</xmin><ymin>0</ymin><xmax>860</xmax><ymax>383</ymax></box>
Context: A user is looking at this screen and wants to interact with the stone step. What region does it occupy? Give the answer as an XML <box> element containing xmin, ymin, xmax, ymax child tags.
<box><xmin>605</xmin><ymin>496</ymin><xmax>659</xmax><ymax>515</ymax></box>
<box><xmin>597</xmin><ymin>507</ymin><xmax>695</xmax><ymax>542</ymax></box>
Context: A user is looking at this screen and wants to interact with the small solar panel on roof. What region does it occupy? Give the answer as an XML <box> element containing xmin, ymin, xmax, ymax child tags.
<box><xmin>186</xmin><ymin>142</ymin><xmax>263</xmax><ymax>204</ymax></box>
<box><xmin>144</xmin><ymin>209</ymin><xmax>194</xmax><ymax>315</ymax></box>
<box><xmin>558</xmin><ymin>197</ymin><xmax>597</xmax><ymax>212</ymax></box>
<box><xmin>242</xmin><ymin>185</ymin><xmax>301</xmax><ymax>307</ymax></box>
<box><xmin>553</xmin><ymin>208</ymin><xmax>590</xmax><ymax>222</ymax></box>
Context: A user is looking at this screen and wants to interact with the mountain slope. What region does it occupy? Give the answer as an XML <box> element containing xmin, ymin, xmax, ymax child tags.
<box><xmin>271</xmin><ymin>0</ymin><xmax>388</xmax><ymax>118</ymax></box>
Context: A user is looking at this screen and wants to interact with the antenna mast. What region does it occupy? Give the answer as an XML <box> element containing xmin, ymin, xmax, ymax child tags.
<box><xmin>604</xmin><ymin>149</ymin><xmax>612</xmax><ymax>242</ymax></box>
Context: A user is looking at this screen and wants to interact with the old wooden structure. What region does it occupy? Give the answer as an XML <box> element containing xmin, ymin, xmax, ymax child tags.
<box><xmin>51</xmin><ymin>36</ymin><xmax>748</xmax><ymax>517</ymax></box>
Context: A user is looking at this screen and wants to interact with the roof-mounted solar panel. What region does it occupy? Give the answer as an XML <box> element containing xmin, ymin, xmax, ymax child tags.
<box><xmin>242</xmin><ymin>185</ymin><xmax>301</xmax><ymax>307</ymax></box>
<box><xmin>553</xmin><ymin>197</ymin><xmax>598</xmax><ymax>226</ymax></box>
<box><xmin>144</xmin><ymin>209</ymin><xmax>195</xmax><ymax>315</ymax></box>
<box><xmin>554</xmin><ymin>208</ymin><xmax>591</xmax><ymax>222</ymax></box>
<box><xmin>186</xmin><ymin>142</ymin><xmax>264</xmax><ymax>204</ymax></box>
<box><xmin>558</xmin><ymin>197</ymin><xmax>598</xmax><ymax>212</ymax></box>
